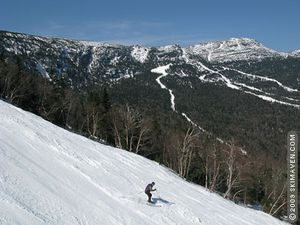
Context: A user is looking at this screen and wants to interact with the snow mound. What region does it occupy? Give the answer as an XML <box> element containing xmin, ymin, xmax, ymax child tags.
<box><xmin>0</xmin><ymin>100</ymin><xmax>288</xmax><ymax>225</ymax></box>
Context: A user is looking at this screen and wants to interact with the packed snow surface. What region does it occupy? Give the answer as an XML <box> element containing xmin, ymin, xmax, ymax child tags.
<box><xmin>0</xmin><ymin>100</ymin><xmax>288</xmax><ymax>225</ymax></box>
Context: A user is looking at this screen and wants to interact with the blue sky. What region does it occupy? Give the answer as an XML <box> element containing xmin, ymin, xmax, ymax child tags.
<box><xmin>1</xmin><ymin>0</ymin><xmax>299</xmax><ymax>51</ymax></box>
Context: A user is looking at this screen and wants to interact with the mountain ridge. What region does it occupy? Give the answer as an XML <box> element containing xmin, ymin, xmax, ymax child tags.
<box><xmin>1</xmin><ymin>30</ymin><xmax>299</xmax><ymax>108</ymax></box>
<box><xmin>1</xmin><ymin>30</ymin><xmax>299</xmax><ymax>59</ymax></box>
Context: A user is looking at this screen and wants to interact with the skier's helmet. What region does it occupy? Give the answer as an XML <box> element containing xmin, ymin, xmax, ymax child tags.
<box><xmin>152</xmin><ymin>182</ymin><xmax>155</xmax><ymax>185</ymax></box>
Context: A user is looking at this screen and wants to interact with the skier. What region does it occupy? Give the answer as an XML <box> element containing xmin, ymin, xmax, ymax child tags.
<box><xmin>145</xmin><ymin>182</ymin><xmax>156</xmax><ymax>203</ymax></box>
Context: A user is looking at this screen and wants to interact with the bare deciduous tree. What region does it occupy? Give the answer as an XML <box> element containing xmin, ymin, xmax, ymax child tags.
<box><xmin>111</xmin><ymin>104</ymin><xmax>152</xmax><ymax>153</ymax></box>
<box><xmin>135</xmin><ymin>117</ymin><xmax>152</xmax><ymax>153</ymax></box>
<box><xmin>223</xmin><ymin>141</ymin><xmax>245</xmax><ymax>199</ymax></box>
<box><xmin>163</xmin><ymin>125</ymin><xmax>200</xmax><ymax>178</ymax></box>
<box><xmin>178</xmin><ymin>126</ymin><xmax>200</xmax><ymax>178</ymax></box>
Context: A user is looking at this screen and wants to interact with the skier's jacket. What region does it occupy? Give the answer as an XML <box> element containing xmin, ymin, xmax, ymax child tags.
<box><xmin>145</xmin><ymin>183</ymin><xmax>155</xmax><ymax>193</ymax></box>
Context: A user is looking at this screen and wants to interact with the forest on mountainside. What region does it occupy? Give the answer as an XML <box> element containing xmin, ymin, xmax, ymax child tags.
<box><xmin>0</xmin><ymin>55</ymin><xmax>297</xmax><ymax>219</ymax></box>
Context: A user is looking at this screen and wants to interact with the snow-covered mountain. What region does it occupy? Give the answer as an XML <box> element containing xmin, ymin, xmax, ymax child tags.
<box><xmin>1</xmin><ymin>31</ymin><xmax>299</xmax><ymax>104</ymax></box>
<box><xmin>0</xmin><ymin>100</ymin><xmax>288</xmax><ymax>225</ymax></box>
<box><xmin>1</xmin><ymin>31</ymin><xmax>299</xmax><ymax>83</ymax></box>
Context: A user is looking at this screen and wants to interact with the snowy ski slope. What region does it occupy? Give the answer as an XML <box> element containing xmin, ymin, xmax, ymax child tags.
<box><xmin>0</xmin><ymin>100</ymin><xmax>288</xmax><ymax>225</ymax></box>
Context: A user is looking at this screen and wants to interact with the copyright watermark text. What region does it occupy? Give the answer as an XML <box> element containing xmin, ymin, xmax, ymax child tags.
<box><xmin>287</xmin><ymin>131</ymin><xmax>298</xmax><ymax>223</ymax></box>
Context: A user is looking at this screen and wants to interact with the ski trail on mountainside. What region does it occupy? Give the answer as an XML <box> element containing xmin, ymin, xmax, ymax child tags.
<box><xmin>151</xmin><ymin>64</ymin><xmax>231</xmax><ymax>148</ymax></box>
<box><xmin>152</xmin><ymin>64</ymin><xmax>176</xmax><ymax>111</ymax></box>
<box><xmin>181</xmin><ymin>50</ymin><xmax>300</xmax><ymax>108</ymax></box>
<box><xmin>191</xmin><ymin>62</ymin><xmax>299</xmax><ymax>108</ymax></box>
<box><xmin>222</xmin><ymin>67</ymin><xmax>298</xmax><ymax>92</ymax></box>
<box><xmin>220</xmin><ymin>67</ymin><xmax>300</xmax><ymax>108</ymax></box>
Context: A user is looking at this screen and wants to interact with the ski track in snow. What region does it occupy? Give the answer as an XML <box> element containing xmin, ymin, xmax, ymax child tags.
<box><xmin>0</xmin><ymin>100</ymin><xmax>287</xmax><ymax>225</ymax></box>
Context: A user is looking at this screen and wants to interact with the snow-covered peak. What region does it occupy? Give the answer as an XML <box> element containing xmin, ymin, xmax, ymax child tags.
<box><xmin>228</xmin><ymin>37</ymin><xmax>260</xmax><ymax>45</ymax></box>
<box><xmin>79</xmin><ymin>40</ymin><xmax>121</xmax><ymax>49</ymax></box>
<box><xmin>131</xmin><ymin>45</ymin><xmax>150</xmax><ymax>63</ymax></box>
<box><xmin>185</xmin><ymin>38</ymin><xmax>283</xmax><ymax>63</ymax></box>
<box><xmin>79</xmin><ymin>40</ymin><xmax>107</xmax><ymax>48</ymax></box>
<box><xmin>289</xmin><ymin>49</ymin><xmax>300</xmax><ymax>57</ymax></box>
<box><xmin>0</xmin><ymin>100</ymin><xmax>287</xmax><ymax>225</ymax></box>
<box><xmin>196</xmin><ymin>37</ymin><xmax>263</xmax><ymax>50</ymax></box>
<box><xmin>158</xmin><ymin>44</ymin><xmax>181</xmax><ymax>53</ymax></box>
